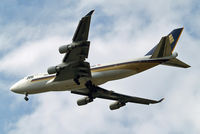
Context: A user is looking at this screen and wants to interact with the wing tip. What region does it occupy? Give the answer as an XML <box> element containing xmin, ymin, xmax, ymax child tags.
<box><xmin>85</xmin><ymin>10</ymin><xmax>95</xmax><ymax>17</ymax></box>
<box><xmin>150</xmin><ymin>98</ymin><xmax>164</xmax><ymax>104</ymax></box>
<box><xmin>158</xmin><ymin>98</ymin><xmax>164</xmax><ymax>103</ymax></box>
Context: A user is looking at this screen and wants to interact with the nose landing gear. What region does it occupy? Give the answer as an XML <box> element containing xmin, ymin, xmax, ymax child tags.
<box><xmin>24</xmin><ymin>92</ymin><xmax>29</xmax><ymax>101</ymax></box>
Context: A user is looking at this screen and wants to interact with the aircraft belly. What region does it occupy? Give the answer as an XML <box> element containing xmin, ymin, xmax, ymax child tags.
<box><xmin>26</xmin><ymin>62</ymin><xmax>159</xmax><ymax>94</ymax></box>
<box><xmin>27</xmin><ymin>80</ymin><xmax>51</xmax><ymax>94</ymax></box>
<box><xmin>91</xmin><ymin>62</ymin><xmax>159</xmax><ymax>84</ymax></box>
<box><xmin>40</xmin><ymin>69</ymin><xmax>134</xmax><ymax>92</ymax></box>
<box><xmin>46</xmin><ymin>79</ymin><xmax>86</xmax><ymax>91</ymax></box>
<box><xmin>47</xmin><ymin>69</ymin><xmax>134</xmax><ymax>92</ymax></box>
<box><xmin>91</xmin><ymin>69</ymin><xmax>134</xmax><ymax>85</ymax></box>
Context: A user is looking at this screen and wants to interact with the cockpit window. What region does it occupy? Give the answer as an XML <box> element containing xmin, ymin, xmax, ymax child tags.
<box><xmin>27</xmin><ymin>75</ymin><xmax>34</xmax><ymax>79</ymax></box>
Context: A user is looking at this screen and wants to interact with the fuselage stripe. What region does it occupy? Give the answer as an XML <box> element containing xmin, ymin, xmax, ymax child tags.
<box><xmin>31</xmin><ymin>75</ymin><xmax>56</xmax><ymax>82</ymax></box>
<box><xmin>91</xmin><ymin>59</ymin><xmax>167</xmax><ymax>72</ymax></box>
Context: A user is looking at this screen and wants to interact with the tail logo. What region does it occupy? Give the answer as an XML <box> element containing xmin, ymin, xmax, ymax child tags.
<box><xmin>169</xmin><ymin>34</ymin><xmax>174</xmax><ymax>44</ymax></box>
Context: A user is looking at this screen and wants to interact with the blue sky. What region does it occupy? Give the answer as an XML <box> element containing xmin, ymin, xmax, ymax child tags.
<box><xmin>0</xmin><ymin>0</ymin><xmax>200</xmax><ymax>134</ymax></box>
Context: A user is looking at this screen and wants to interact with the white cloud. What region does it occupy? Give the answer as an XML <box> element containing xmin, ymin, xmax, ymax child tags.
<box><xmin>0</xmin><ymin>36</ymin><xmax>66</xmax><ymax>76</ymax></box>
<box><xmin>1</xmin><ymin>0</ymin><xmax>200</xmax><ymax>134</ymax></box>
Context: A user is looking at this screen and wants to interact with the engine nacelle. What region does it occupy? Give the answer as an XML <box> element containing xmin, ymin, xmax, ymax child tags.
<box><xmin>77</xmin><ymin>97</ymin><xmax>93</xmax><ymax>106</ymax></box>
<box><xmin>47</xmin><ymin>66</ymin><xmax>61</xmax><ymax>74</ymax></box>
<box><xmin>109</xmin><ymin>101</ymin><xmax>126</xmax><ymax>110</ymax></box>
<box><xmin>59</xmin><ymin>41</ymin><xmax>90</xmax><ymax>54</ymax></box>
<box><xmin>59</xmin><ymin>44</ymin><xmax>74</xmax><ymax>54</ymax></box>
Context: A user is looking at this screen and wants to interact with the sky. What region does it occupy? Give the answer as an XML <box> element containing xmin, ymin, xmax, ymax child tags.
<box><xmin>0</xmin><ymin>0</ymin><xmax>200</xmax><ymax>134</ymax></box>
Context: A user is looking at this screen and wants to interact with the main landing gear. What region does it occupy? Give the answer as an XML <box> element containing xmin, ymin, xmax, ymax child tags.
<box><xmin>73</xmin><ymin>75</ymin><xmax>80</xmax><ymax>85</ymax></box>
<box><xmin>85</xmin><ymin>80</ymin><xmax>97</xmax><ymax>101</ymax></box>
<box><xmin>24</xmin><ymin>92</ymin><xmax>29</xmax><ymax>101</ymax></box>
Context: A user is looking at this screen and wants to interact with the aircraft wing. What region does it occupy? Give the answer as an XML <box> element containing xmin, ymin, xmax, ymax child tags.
<box><xmin>63</xmin><ymin>10</ymin><xmax>94</xmax><ymax>63</ymax></box>
<box><xmin>71</xmin><ymin>86</ymin><xmax>164</xmax><ymax>105</ymax></box>
<box><xmin>49</xmin><ymin>10</ymin><xmax>94</xmax><ymax>82</ymax></box>
<box><xmin>72</xmin><ymin>10</ymin><xmax>94</xmax><ymax>42</ymax></box>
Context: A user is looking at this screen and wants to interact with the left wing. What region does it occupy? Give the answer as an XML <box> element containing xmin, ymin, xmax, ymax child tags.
<box><xmin>47</xmin><ymin>10</ymin><xmax>94</xmax><ymax>83</ymax></box>
<box><xmin>71</xmin><ymin>85</ymin><xmax>164</xmax><ymax>110</ymax></box>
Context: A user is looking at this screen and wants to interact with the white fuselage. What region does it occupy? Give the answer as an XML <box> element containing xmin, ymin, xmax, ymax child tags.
<box><xmin>10</xmin><ymin>56</ymin><xmax>162</xmax><ymax>95</ymax></box>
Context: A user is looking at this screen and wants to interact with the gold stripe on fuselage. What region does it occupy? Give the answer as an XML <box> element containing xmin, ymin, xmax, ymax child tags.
<box><xmin>31</xmin><ymin>75</ymin><xmax>55</xmax><ymax>82</ymax></box>
<box><xmin>91</xmin><ymin>60</ymin><xmax>162</xmax><ymax>73</ymax></box>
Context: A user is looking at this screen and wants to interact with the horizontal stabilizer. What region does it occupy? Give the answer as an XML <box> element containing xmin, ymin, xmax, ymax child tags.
<box><xmin>162</xmin><ymin>58</ymin><xmax>190</xmax><ymax>68</ymax></box>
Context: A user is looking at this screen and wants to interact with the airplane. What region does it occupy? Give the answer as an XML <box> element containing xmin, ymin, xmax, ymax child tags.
<box><xmin>10</xmin><ymin>10</ymin><xmax>190</xmax><ymax>110</ymax></box>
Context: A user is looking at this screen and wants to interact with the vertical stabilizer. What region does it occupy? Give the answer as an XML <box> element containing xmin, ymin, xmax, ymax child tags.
<box><xmin>151</xmin><ymin>36</ymin><xmax>172</xmax><ymax>58</ymax></box>
<box><xmin>145</xmin><ymin>28</ymin><xmax>190</xmax><ymax>68</ymax></box>
<box><xmin>146</xmin><ymin>28</ymin><xmax>184</xmax><ymax>56</ymax></box>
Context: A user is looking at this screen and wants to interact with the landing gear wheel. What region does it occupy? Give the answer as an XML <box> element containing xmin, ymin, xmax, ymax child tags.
<box><xmin>85</xmin><ymin>80</ymin><xmax>97</xmax><ymax>100</ymax></box>
<box><xmin>24</xmin><ymin>96</ymin><xmax>29</xmax><ymax>101</ymax></box>
<box><xmin>88</xmin><ymin>97</ymin><xmax>93</xmax><ymax>102</ymax></box>
<box><xmin>85</xmin><ymin>80</ymin><xmax>96</xmax><ymax>91</ymax></box>
<box><xmin>24</xmin><ymin>92</ymin><xmax>29</xmax><ymax>101</ymax></box>
<box><xmin>85</xmin><ymin>80</ymin><xmax>93</xmax><ymax>88</ymax></box>
<box><xmin>74</xmin><ymin>75</ymin><xmax>80</xmax><ymax>85</ymax></box>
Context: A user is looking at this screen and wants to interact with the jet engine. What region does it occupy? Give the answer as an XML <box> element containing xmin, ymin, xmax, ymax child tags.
<box><xmin>77</xmin><ymin>97</ymin><xmax>93</xmax><ymax>106</ymax></box>
<box><xmin>109</xmin><ymin>101</ymin><xmax>126</xmax><ymax>110</ymax></box>
<box><xmin>59</xmin><ymin>44</ymin><xmax>74</xmax><ymax>54</ymax></box>
<box><xmin>59</xmin><ymin>41</ymin><xmax>90</xmax><ymax>54</ymax></box>
<box><xmin>47</xmin><ymin>66</ymin><xmax>61</xmax><ymax>74</ymax></box>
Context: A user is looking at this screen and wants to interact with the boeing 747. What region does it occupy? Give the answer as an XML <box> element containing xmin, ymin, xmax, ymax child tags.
<box><xmin>10</xmin><ymin>10</ymin><xmax>190</xmax><ymax>110</ymax></box>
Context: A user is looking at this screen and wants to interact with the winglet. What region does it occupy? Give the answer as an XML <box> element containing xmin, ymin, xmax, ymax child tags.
<box><xmin>157</xmin><ymin>98</ymin><xmax>164</xmax><ymax>103</ymax></box>
<box><xmin>85</xmin><ymin>10</ymin><xmax>95</xmax><ymax>17</ymax></box>
<box><xmin>72</xmin><ymin>10</ymin><xmax>94</xmax><ymax>42</ymax></box>
<box><xmin>151</xmin><ymin>98</ymin><xmax>164</xmax><ymax>104</ymax></box>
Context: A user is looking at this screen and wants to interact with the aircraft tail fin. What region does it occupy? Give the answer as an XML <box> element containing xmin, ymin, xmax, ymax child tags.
<box><xmin>145</xmin><ymin>28</ymin><xmax>190</xmax><ymax>68</ymax></box>
<box><xmin>150</xmin><ymin>36</ymin><xmax>172</xmax><ymax>58</ymax></box>
<box><xmin>146</xmin><ymin>28</ymin><xmax>184</xmax><ymax>57</ymax></box>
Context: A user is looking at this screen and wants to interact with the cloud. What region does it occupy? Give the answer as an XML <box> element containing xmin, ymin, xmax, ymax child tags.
<box><xmin>0</xmin><ymin>0</ymin><xmax>200</xmax><ymax>134</ymax></box>
<box><xmin>0</xmin><ymin>36</ymin><xmax>66</xmax><ymax>76</ymax></box>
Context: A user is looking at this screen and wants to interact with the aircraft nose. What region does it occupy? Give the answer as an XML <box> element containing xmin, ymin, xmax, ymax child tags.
<box><xmin>10</xmin><ymin>83</ymin><xmax>19</xmax><ymax>93</ymax></box>
<box><xmin>10</xmin><ymin>79</ymin><xmax>26</xmax><ymax>94</ymax></box>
